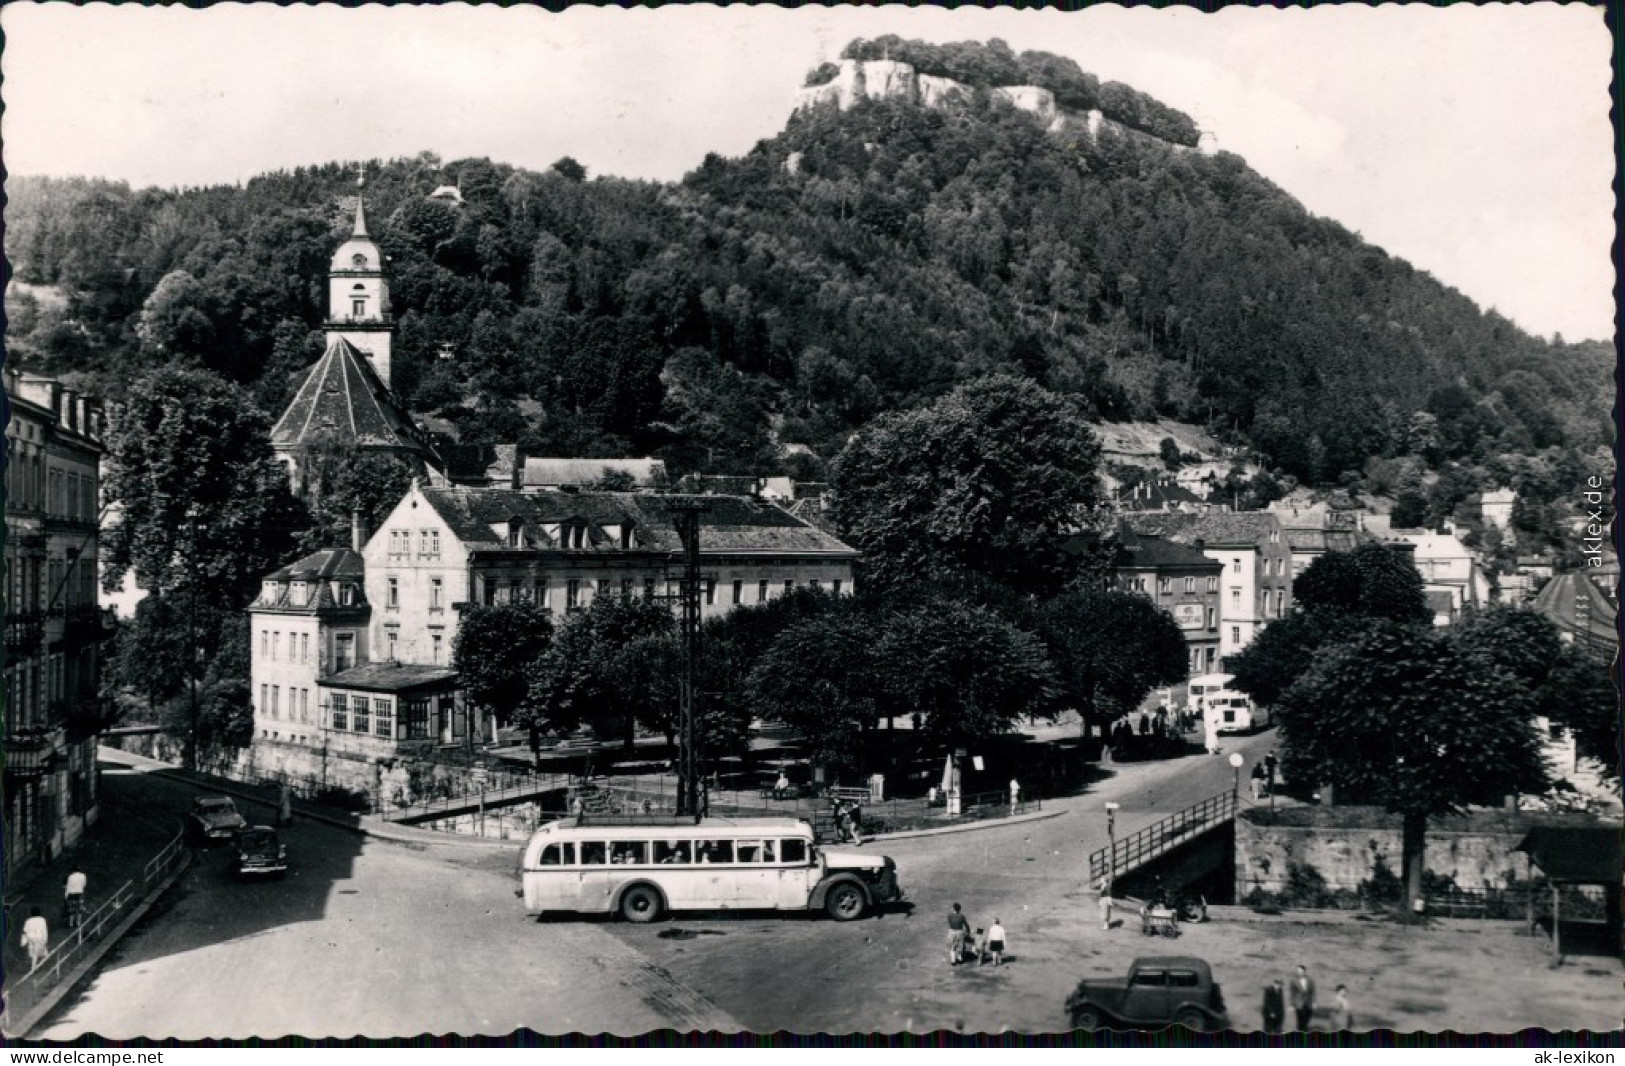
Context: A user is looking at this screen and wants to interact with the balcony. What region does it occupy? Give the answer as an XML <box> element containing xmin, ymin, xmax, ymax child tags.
<box><xmin>5</xmin><ymin>725</ymin><xmax>66</xmax><ymax>778</ymax></box>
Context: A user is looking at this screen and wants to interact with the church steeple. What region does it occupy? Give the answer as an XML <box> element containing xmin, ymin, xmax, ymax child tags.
<box><xmin>326</xmin><ymin>167</ymin><xmax>392</xmax><ymax>387</ymax></box>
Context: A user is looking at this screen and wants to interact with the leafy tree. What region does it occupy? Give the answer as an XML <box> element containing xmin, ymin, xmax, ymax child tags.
<box><xmin>1540</xmin><ymin>646</ymin><xmax>1620</xmax><ymax>781</ymax></box>
<box><xmin>1390</xmin><ymin>490</ymin><xmax>1428</xmax><ymax>530</ymax></box>
<box><xmin>550</xmin><ymin>156</ymin><xmax>588</xmax><ymax>183</ymax></box>
<box><xmin>745</xmin><ymin>612</ymin><xmax>880</xmax><ymax>779</ymax></box>
<box><xmin>832</xmin><ymin>376</ymin><xmax>1102</xmax><ymax>596</ymax></box>
<box><xmin>520</xmin><ymin>596</ymin><xmax>674</xmax><ymax>750</ymax></box>
<box><xmin>294</xmin><ymin>435</ymin><xmax>420</xmax><ymax>553</ymax></box>
<box><xmin>101</xmin><ymin>366</ymin><xmax>305</xmax><ymax>611</ymax></box>
<box><xmin>1158</xmin><ymin>437</ymin><xmax>1183</xmax><ymax>470</ymax></box>
<box><xmin>873</xmin><ymin>601</ymin><xmax>1060</xmax><ymax>750</ymax></box>
<box><xmin>106</xmin><ymin>595</ymin><xmax>196</xmax><ymax>716</ymax></box>
<box><xmin>1275</xmin><ymin>622</ymin><xmax>1548</xmax><ymax>915</ymax></box>
<box><xmin>1227</xmin><ymin>610</ymin><xmax>1360</xmax><ymax>710</ymax></box>
<box><xmin>1036</xmin><ymin>587</ymin><xmax>1189</xmax><ymax>736</ymax></box>
<box><xmin>453</xmin><ymin>603</ymin><xmax>554</xmax><ymax>753</ymax></box>
<box><xmin>1292</xmin><ymin>543</ymin><xmax>1430</xmax><ymax>626</ymax></box>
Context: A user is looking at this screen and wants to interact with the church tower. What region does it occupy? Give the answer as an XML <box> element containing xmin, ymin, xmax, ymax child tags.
<box><xmin>326</xmin><ymin>187</ymin><xmax>393</xmax><ymax>387</ymax></box>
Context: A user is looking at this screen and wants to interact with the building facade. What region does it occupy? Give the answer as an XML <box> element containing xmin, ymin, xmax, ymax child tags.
<box><xmin>1123</xmin><ymin>511</ymin><xmax>1294</xmax><ymax>662</ymax></box>
<box><xmin>5</xmin><ymin>369</ymin><xmax>107</xmax><ymax>876</ymax></box>
<box><xmin>1111</xmin><ymin>527</ymin><xmax>1224</xmax><ymax>676</ymax></box>
<box><xmin>245</xmin><ymin>482</ymin><xmax>859</xmax><ymax>791</ymax></box>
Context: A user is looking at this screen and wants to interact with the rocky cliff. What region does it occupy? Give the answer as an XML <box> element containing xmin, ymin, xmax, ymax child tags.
<box><xmin>795</xmin><ymin>59</ymin><xmax>1216</xmax><ymax>156</ymax></box>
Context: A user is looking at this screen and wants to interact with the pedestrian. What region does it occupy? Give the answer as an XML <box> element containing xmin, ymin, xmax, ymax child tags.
<box><xmin>1250</xmin><ymin>763</ymin><xmax>1267</xmax><ymax>800</ymax></box>
<box><xmin>946</xmin><ymin>902</ymin><xmax>970</xmax><ymax>966</ymax></box>
<box><xmin>1264</xmin><ymin>750</ymin><xmax>1279</xmax><ymax>791</ymax></box>
<box><xmin>1138</xmin><ymin>713</ymin><xmax>1150</xmax><ymax>736</ymax></box>
<box><xmin>1008</xmin><ymin>778</ymin><xmax>1021</xmax><ymax>808</ymax></box>
<box><xmin>847</xmin><ymin>802</ymin><xmax>864</xmax><ymax>845</ymax></box>
<box><xmin>64</xmin><ymin>868</ymin><xmax>88</xmax><ymax>928</ymax></box>
<box><xmin>986</xmin><ymin>917</ymin><xmax>1006</xmax><ymax>966</ymax></box>
<box><xmin>278</xmin><ymin>782</ymin><xmax>294</xmax><ymax>827</ymax></box>
<box><xmin>1261</xmin><ymin>979</ymin><xmax>1286</xmax><ymax>1033</ymax></box>
<box><xmin>1333</xmin><ymin>984</ymin><xmax>1354</xmax><ymax>1030</ymax></box>
<box><xmin>774</xmin><ymin>771</ymin><xmax>789</xmax><ymax>800</ymax></box>
<box><xmin>969</xmin><ymin>927</ymin><xmax>987</xmax><ymax>965</ymax></box>
<box><xmin>1290</xmin><ymin>964</ymin><xmax>1317</xmax><ymax>1030</ymax></box>
<box><xmin>1096</xmin><ymin>876</ymin><xmax>1114</xmax><ymax>930</ymax></box>
<box><xmin>21</xmin><ymin>905</ymin><xmax>49</xmax><ymax>972</ymax></box>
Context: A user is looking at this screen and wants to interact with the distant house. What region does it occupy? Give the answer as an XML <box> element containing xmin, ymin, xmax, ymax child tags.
<box><xmin>1479</xmin><ymin>488</ymin><xmax>1517</xmax><ymax>530</ymax></box>
<box><xmin>1114</xmin><ymin>478</ymin><xmax>1211</xmax><ymax>513</ymax></box>
<box><xmin>1109</xmin><ymin>528</ymin><xmax>1224</xmax><ymax>676</ymax></box>
<box><xmin>1379</xmin><ymin>525</ymin><xmax>1489</xmax><ymax>623</ymax></box>
<box><xmin>1121</xmin><ymin>512</ymin><xmax>1294</xmax><ymax>661</ymax></box>
<box><xmin>1269</xmin><ymin>503</ymin><xmax>1390</xmax><ymax>578</ymax></box>
<box><xmin>440</xmin><ymin>444</ymin><xmax>521</xmax><ymax>489</ymax></box>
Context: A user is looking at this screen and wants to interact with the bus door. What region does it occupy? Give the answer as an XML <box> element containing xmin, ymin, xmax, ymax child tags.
<box><xmin>530</xmin><ymin>840</ymin><xmax>583</xmax><ymax>912</ymax></box>
<box><xmin>731</xmin><ymin>839</ymin><xmax>782</xmax><ymax>909</ymax></box>
<box><xmin>576</xmin><ymin>839</ymin><xmax>612</xmax><ymax>911</ymax></box>
<box><xmin>774</xmin><ymin>837</ymin><xmax>818</xmax><ymax>909</ymax></box>
<box><xmin>693</xmin><ymin>839</ymin><xmax>735</xmax><ymax>907</ymax></box>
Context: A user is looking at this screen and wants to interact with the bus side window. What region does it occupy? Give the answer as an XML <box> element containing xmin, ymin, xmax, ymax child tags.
<box><xmin>698</xmin><ymin>841</ymin><xmax>734</xmax><ymax>863</ymax></box>
<box><xmin>560</xmin><ymin>842</ymin><xmax>575</xmax><ymax>865</ymax></box>
<box><xmin>654</xmin><ymin>841</ymin><xmax>690</xmax><ymax>864</ymax></box>
<box><xmin>780</xmin><ymin>839</ymin><xmax>807</xmax><ymax>864</ymax></box>
<box><xmin>611</xmin><ymin>841</ymin><xmax>649</xmax><ymax>865</ymax></box>
<box><xmin>761</xmin><ymin>840</ymin><xmax>776</xmax><ymax>863</ymax></box>
<box><xmin>539</xmin><ymin>844</ymin><xmax>561</xmax><ymax>866</ymax></box>
<box><xmin>580</xmin><ymin>841</ymin><xmax>607</xmax><ymax>865</ymax></box>
<box><xmin>737</xmin><ymin>841</ymin><xmax>762</xmax><ymax>863</ymax></box>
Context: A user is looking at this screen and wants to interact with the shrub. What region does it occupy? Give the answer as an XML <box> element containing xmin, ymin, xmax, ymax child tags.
<box><xmin>314</xmin><ymin>785</ymin><xmax>370</xmax><ymax>814</ymax></box>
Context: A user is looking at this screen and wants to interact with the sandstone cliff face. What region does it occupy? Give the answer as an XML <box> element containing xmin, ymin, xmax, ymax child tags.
<box><xmin>794</xmin><ymin>58</ymin><xmax>1213</xmax><ymax>156</ymax></box>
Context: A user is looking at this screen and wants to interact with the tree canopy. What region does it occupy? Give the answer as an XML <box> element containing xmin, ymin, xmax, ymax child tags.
<box><xmin>1036</xmin><ymin>586</ymin><xmax>1190</xmax><ymax>733</ymax></box>
<box><xmin>832</xmin><ymin>375</ymin><xmax>1102</xmax><ymax>595</ymax></box>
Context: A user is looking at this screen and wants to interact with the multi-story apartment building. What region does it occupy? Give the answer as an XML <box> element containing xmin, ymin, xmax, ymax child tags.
<box><xmin>1111</xmin><ymin>527</ymin><xmax>1225</xmax><ymax>677</ymax></box>
<box><xmin>5</xmin><ymin>368</ymin><xmax>107</xmax><ymax>876</ymax></box>
<box><xmin>1123</xmin><ymin>511</ymin><xmax>1294</xmax><ymax>663</ymax></box>
<box><xmin>245</xmin><ymin>481</ymin><xmax>859</xmax><ymax>791</ymax></box>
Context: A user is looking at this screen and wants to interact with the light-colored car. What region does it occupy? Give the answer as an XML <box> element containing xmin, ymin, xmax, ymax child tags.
<box><xmin>188</xmin><ymin>795</ymin><xmax>247</xmax><ymax>844</ymax></box>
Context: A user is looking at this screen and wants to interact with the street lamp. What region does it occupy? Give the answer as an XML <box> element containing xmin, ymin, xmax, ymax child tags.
<box><xmin>1104</xmin><ymin>801</ymin><xmax>1120</xmax><ymax>895</ymax></box>
<box><xmin>1228</xmin><ymin>752</ymin><xmax>1244</xmax><ymax>805</ymax></box>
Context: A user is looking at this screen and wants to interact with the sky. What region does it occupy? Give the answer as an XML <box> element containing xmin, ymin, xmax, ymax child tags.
<box><xmin>1</xmin><ymin>3</ymin><xmax>1615</xmax><ymax>342</ymax></box>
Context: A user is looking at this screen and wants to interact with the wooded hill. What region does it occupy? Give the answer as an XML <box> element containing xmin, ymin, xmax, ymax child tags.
<box><xmin>4</xmin><ymin>39</ymin><xmax>1606</xmax><ymax>502</ymax></box>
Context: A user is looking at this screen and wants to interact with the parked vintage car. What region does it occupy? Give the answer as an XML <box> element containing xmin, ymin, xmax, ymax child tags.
<box><xmin>187</xmin><ymin>795</ymin><xmax>248</xmax><ymax>844</ymax></box>
<box><xmin>231</xmin><ymin>826</ymin><xmax>288</xmax><ymax>879</ymax></box>
<box><xmin>1065</xmin><ymin>956</ymin><xmax>1229</xmax><ymax>1031</ymax></box>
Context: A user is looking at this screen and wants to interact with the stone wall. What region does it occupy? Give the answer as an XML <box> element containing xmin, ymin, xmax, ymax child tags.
<box><xmin>1234</xmin><ymin>806</ymin><xmax>1610</xmax><ymax>898</ymax></box>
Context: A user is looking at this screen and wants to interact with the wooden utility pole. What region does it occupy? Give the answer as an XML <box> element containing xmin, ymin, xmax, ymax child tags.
<box><xmin>669</xmin><ymin>502</ymin><xmax>710</xmax><ymax>822</ymax></box>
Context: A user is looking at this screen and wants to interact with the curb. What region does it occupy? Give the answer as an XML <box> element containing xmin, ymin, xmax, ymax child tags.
<box><xmin>868</xmin><ymin>806</ymin><xmax>1067</xmax><ymax>842</ymax></box>
<box><xmin>5</xmin><ymin>850</ymin><xmax>193</xmax><ymax>1040</ymax></box>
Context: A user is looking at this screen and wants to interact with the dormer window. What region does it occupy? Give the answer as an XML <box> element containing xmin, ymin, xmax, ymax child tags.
<box><xmin>619</xmin><ymin>523</ymin><xmax>635</xmax><ymax>550</ymax></box>
<box><xmin>339</xmin><ymin>583</ymin><xmax>357</xmax><ymax>607</ymax></box>
<box><xmin>291</xmin><ymin>581</ymin><xmax>308</xmax><ymax>606</ymax></box>
<box><xmin>507</xmin><ymin>518</ymin><xmax>524</xmax><ymax>549</ymax></box>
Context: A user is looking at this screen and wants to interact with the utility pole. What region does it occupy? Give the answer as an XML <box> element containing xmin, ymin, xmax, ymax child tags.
<box><xmin>669</xmin><ymin>502</ymin><xmax>709</xmax><ymax>822</ymax></box>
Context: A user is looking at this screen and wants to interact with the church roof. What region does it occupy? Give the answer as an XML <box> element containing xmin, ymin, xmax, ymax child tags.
<box><xmin>271</xmin><ymin>337</ymin><xmax>430</xmax><ymax>456</ymax></box>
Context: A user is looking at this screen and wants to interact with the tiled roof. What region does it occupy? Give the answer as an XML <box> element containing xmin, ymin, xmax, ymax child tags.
<box><xmin>521</xmin><ymin>457</ymin><xmax>666</xmax><ymax>489</ymax></box>
<box><xmin>1113</xmin><ymin>528</ymin><xmax>1223</xmax><ymax>570</ymax></box>
<box><xmin>1122</xmin><ymin>511</ymin><xmax>1283</xmax><ymax>548</ymax></box>
<box><xmin>1283</xmin><ymin>528</ymin><xmax>1369</xmax><ymax>553</ymax></box>
<box><xmin>417</xmin><ymin>487</ymin><xmax>857</xmax><ymax>557</ymax></box>
<box><xmin>271</xmin><ymin>337</ymin><xmax>432</xmax><ymax>456</ymax></box>
<box><xmin>254</xmin><ymin>549</ymin><xmax>368</xmax><ymax>612</ymax></box>
<box><xmin>317</xmin><ymin>663</ymin><xmax>458</xmax><ymax>693</ymax></box>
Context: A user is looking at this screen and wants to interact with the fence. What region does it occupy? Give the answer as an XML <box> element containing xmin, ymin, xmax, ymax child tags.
<box><xmin>1088</xmin><ymin>791</ymin><xmax>1236</xmax><ymax>886</ymax></box>
<box><xmin>6</xmin><ymin>830</ymin><xmax>188</xmax><ymax>1012</ymax></box>
<box><xmin>389</xmin><ymin>768</ymin><xmax>574</xmax><ymax>822</ymax></box>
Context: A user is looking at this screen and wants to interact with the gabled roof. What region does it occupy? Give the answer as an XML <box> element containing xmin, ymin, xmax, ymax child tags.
<box><xmin>1283</xmin><ymin>528</ymin><xmax>1370</xmax><ymax>554</ymax></box>
<box><xmin>253</xmin><ymin>548</ymin><xmax>368</xmax><ymax>612</ymax></box>
<box><xmin>272</xmin><ymin>337</ymin><xmax>431</xmax><ymax>456</ymax></box>
<box><xmin>1113</xmin><ymin>528</ymin><xmax>1223</xmax><ymax>571</ymax></box>
<box><xmin>1122</xmin><ymin>511</ymin><xmax>1284</xmax><ymax>549</ymax></box>
<box><xmin>415</xmin><ymin>487</ymin><xmax>858</xmax><ymax>558</ymax></box>
<box><xmin>265</xmin><ymin>548</ymin><xmax>365</xmax><ymax>582</ymax></box>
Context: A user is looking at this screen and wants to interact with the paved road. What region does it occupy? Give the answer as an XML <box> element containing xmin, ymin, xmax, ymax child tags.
<box><xmin>36</xmin><ymin>763</ymin><xmax>736</xmax><ymax>1039</ymax></box>
<box><xmin>1530</xmin><ymin>570</ymin><xmax>1617</xmax><ymax>649</ymax></box>
<box><xmin>595</xmin><ymin>730</ymin><xmax>1282</xmax><ymax>1034</ymax></box>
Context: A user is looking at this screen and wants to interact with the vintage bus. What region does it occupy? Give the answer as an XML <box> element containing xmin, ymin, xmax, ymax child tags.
<box><xmin>517</xmin><ymin>816</ymin><xmax>904</xmax><ymax>923</ymax></box>
<box><xmin>1189</xmin><ymin>672</ymin><xmax>1270</xmax><ymax>734</ymax></box>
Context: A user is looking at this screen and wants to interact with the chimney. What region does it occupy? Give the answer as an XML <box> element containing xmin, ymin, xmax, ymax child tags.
<box><xmin>351</xmin><ymin>509</ymin><xmax>366</xmax><ymax>553</ymax></box>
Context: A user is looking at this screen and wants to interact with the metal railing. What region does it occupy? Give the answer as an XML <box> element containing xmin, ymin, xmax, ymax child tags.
<box><xmin>7</xmin><ymin>829</ymin><xmax>188</xmax><ymax>1004</ymax></box>
<box><xmin>1088</xmin><ymin>791</ymin><xmax>1236</xmax><ymax>886</ymax></box>
<box><xmin>389</xmin><ymin>769</ymin><xmax>574</xmax><ymax>822</ymax></box>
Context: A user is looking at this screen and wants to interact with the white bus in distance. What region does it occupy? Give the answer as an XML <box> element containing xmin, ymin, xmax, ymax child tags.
<box><xmin>1189</xmin><ymin>672</ymin><xmax>1271</xmax><ymax>734</ymax></box>
<box><xmin>516</xmin><ymin>816</ymin><xmax>904</xmax><ymax>923</ymax></box>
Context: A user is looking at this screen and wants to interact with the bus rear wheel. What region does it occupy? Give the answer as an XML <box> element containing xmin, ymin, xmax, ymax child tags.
<box><xmin>824</xmin><ymin>882</ymin><xmax>867</xmax><ymax>921</ymax></box>
<box><xmin>620</xmin><ymin>884</ymin><xmax>664</xmax><ymax>923</ymax></box>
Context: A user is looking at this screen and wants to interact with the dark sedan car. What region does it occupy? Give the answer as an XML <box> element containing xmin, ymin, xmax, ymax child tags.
<box><xmin>232</xmin><ymin>826</ymin><xmax>288</xmax><ymax>879</ymax></box>
<box><xmin>1066</xmin><ymin>956</ymin><xmax>1229</xmax><ymax>1031</ymax></box>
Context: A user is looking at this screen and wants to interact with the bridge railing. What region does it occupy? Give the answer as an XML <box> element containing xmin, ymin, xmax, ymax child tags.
<box><xmin>1088</xmin><ymin>791</ymin><xmax>1236</xmax><ymax>887</ymax></box>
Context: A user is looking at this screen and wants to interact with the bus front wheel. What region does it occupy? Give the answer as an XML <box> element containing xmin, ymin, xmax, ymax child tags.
<box><xmin>620</xmin><ymin>884</ymin><xmax>664</xmax><ymax>923</ymax></box>
<box><xmin>824</xmin><ymin>882</ymin><xmax>867</xmax><ymax>921</ymax></box>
